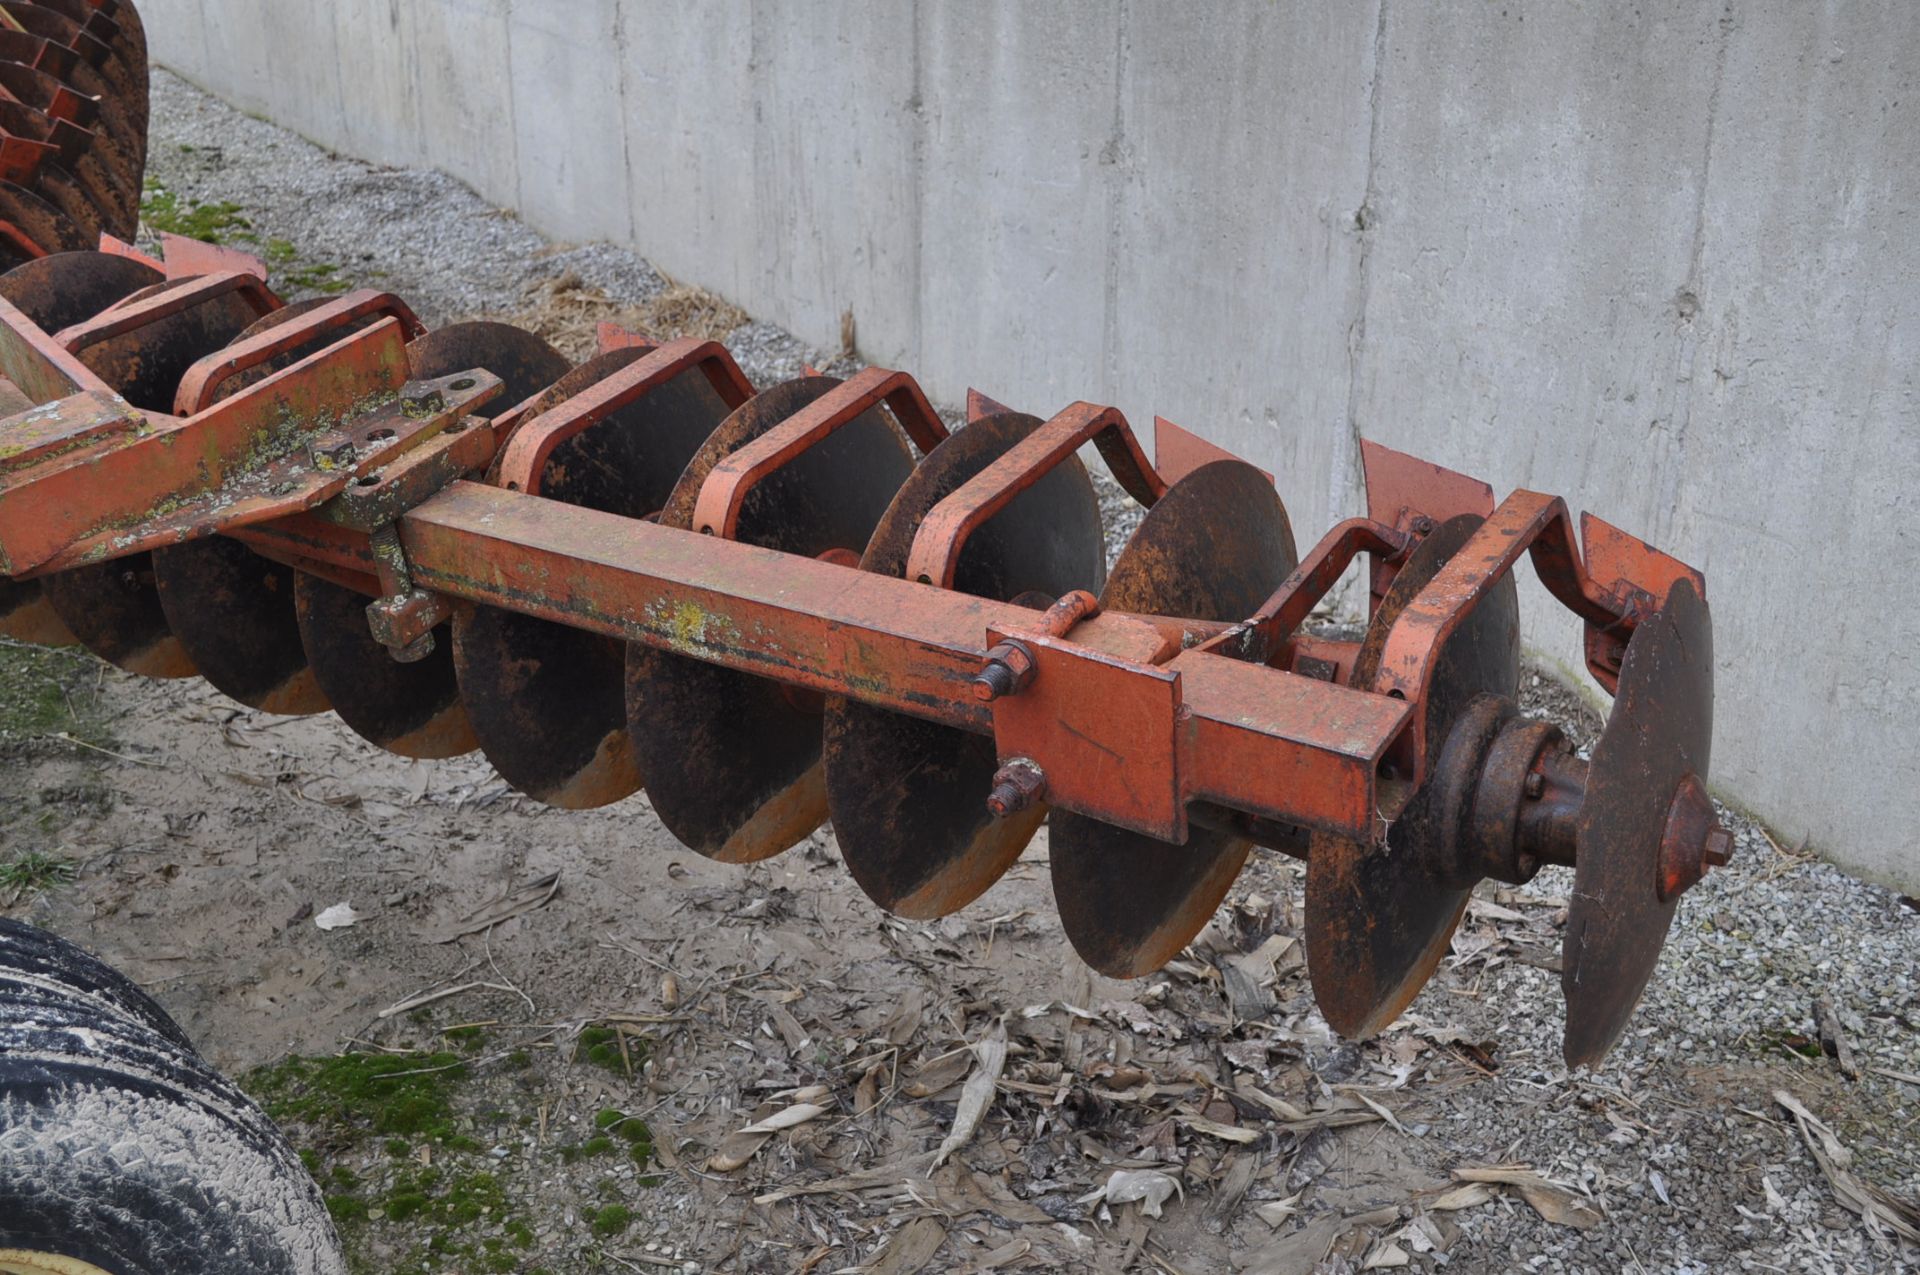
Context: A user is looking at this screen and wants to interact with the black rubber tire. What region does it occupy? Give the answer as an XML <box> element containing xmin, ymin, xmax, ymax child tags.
<box><xmin>0</xmin><ymin>918</ymin><xmax>346</xmax><ymax>1274</ymax></box>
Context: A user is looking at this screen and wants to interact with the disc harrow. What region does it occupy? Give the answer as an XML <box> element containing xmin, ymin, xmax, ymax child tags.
<box><xmin>0</xmin><ymin>2</ymin><xmax>1731</xmax><ymax>1067</ymax></box>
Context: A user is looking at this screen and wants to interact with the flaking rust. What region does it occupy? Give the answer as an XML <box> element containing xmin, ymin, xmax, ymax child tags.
<box><xmin>0</xmin><ymin>0</ymin><xmax>1731</xmax><ymax>1066</ymax></box>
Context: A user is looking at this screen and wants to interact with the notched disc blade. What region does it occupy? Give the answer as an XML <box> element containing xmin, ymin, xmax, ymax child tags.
<box><xmin>1051</xmin><ymin>461</ymin><xmax>1298</xmax><ymax>977</ymax></box>
<box><xmin>625</xmin><ymin>376</ymin><xmax>913</xmax><ymax>862</ymax></box>
<box><xmin>1304</xmin><ymin>514</ymin><xmax>1520</xmax><ymax>1037</ymax></box>
<box><xmin>0</xmin><ymin>248</ymin><xmax>159</xmax><ymax>331</ymax></box>
<box><xmin>824</xmin><ymin>412</ymin><xmax>1106</xmax><ymax>917</ymax></box>
<box><xmin>454</xmin><ymin>349</ymin><xmax>733</xmax><ymax>807</ymax></box>
<box><xmin>295</xmin><ymin>572</ymin><xmax>476</xmax><ymax>759</ymax></box>
<box><xmin>1563</xmin><ymin>577</ymin><xmax>1712</xmax><ymax>1067</ymax></box>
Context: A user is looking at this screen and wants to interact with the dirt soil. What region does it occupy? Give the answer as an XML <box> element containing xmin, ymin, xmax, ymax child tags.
<box><xmin>2</xmin><ymin>70</ymin><xmax>1917</xmax><ymax>1275</ymax></box>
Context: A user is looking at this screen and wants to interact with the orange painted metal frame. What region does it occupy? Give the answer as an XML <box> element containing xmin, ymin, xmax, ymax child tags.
<box><xmin>0</xmin><ymin>296</ymin><xmax>1705</xmax><ymax>854</ymax></box>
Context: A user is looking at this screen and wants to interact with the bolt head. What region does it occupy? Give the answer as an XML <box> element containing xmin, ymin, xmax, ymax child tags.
<box><xmin>1703</xmin><ymin>826</ymin><xmax>1734</xmax><ymax>868</ymax></box>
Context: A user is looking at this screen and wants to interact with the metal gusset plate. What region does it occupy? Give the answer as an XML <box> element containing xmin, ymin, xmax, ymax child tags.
<box><xmin>453</xmin><ymin>349</ymin><xmax>733</xmax><ymax>807</ymax></box>
<box><xmin>1562</xmin><ymin>577</ymin><xmax>1713</xmax><ymax>1067</ymax></box>
<box><xmin>294</xmin><ymin>570</ymin><xmax>475</xmax><ymax>758</ymax></box>
<box><xmin>1304</xmin><ymin>514</ymin><xmax>1520</xmax><ymax>1036</ymax></box>
<box><xmin>1050</xmin><ymin>460</ymin><xmax>1297</xmax><ymax>977</ymax></box>
<box><xmin>625</xmin><ymin>376</ymin><xmax>913</xmax><ymax>861</ymax></box>
<box><xmin>146</xmin><ymin>301</ymin><xmax>360</xmax><ymax>715</ymax></box>
<box><xmin>823</xmin><ymin>411</ymin><xmax>1106</xmax><ymax>917</ymax></box>
<box><xmin>290</xmin><ymin>322</ymin><xmax>567</xmax><ymax>756</ymax></box>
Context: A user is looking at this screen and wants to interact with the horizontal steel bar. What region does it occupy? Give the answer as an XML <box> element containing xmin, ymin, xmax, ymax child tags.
<box><xmin>398</xmin><ymin>480</ymin><xmax>1410</xmax><ymax>841</ymax></box>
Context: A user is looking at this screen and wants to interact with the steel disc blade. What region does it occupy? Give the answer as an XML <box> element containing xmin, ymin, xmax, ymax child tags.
<box><xmin>72</xmin><ymin>274</ymin><xmax>263</xmax><ymax>412</ymax></box>
<box><xmin>294</xmin><ymin>571</ymin><xmax>475</xmax><ymax>759</ymax></box>
<box><xmin>1051</xmin><ymin>461</ymin><xmax>1298</xmax><ymax>977</ymax></box>
<box><xmin>35</xmin><ymin>267</ymin><xmax>262</xmax><ymax>678</ymax></box>
<box><xmin>625</xmin><ymin>377</ymin><xmax>914</xmax><ymax>861</ymax></box>
<box><xmin>276</xmin><ymin>321</ymin><xmax>563</xmax><ymax>756</ymax></box>
<box><xmin>453</xmin><ymin>349</ymin><xmax>733</xmax><ymax>807</ymax></box>
<box><xmin>0</xmin><ymin>580</ymin><xmax>74</xmax><ymax>645</ymax></box>
<box><xmin>41</xmin><ymin>555</ymin><xmax>195</xmax><ymax>677</ymax></box>
<box><xmin>0</xmin><ymin>180</ymin><xmax>89</xmax><ymax>262</ymax></box>
<box><xmin>0</xmin><ymin>248</ymin><xmax>159</xmax><ymax>341</ymax></box>
<box><xmin>1563</xmin><ymin>577</ymin><xmax>1712</xmax><ymax>1067</ymax></box>
<box><xmin>147</xmin><ymin>301</ymin><xmax>368</xmax><ymax>713</ymax></box>
<box><xmin>1304</xmin><ymin>514</ymin><xmax>1520</xmax><ymax>1037</ymax></box>
<box><xmin>16</xmin><ymin>162</ymin><xmax>101</xmax><ymax>243</ymax></box>
<box><xmin>150</xmin><ymin>534</ymin><xmax>325</xmax><ymax>713</ymax></box>
<box><xmin>824</xmin><ymin>412</ymin><xmax>1106</xmax><ymax>917</ymax></box>
<box><xmin>406</xmin><ymin>321</ymin><xmax>569</xmax><ymax>407</ymax></box>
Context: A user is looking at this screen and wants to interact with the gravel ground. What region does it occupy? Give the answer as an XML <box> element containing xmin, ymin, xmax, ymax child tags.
<box><xmin>111</xmin><ymin>69</ymin><xmax>1920</xmax><ymax>1272</ymax></box>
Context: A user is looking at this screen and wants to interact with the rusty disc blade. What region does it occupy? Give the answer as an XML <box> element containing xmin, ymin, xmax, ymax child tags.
<box><xmin>0</xmin><ymin>248</ymin><xmax>158</xmax><ymax>343</ymax></box>
<box><xmin>37</xmin><ymin>265</ymin><xmax>264</xmax><ymax>678</ymax></box>
<box><xmin>41</xmin><ymin>555</ymin><xmax>196</xmax><ymax>677</ymax></box>
<box><xmin>1563</xmin><ymin>577</ymin><xmax>1712</xmax><ymax>1068</ymax></box>
<box><xmin>1304</xmin><ymin>513</ymin><xmax>1520</xmax><ymax>1037</ymax></box>
<box><xmin>406</xmin><ymin>321</ymin><xmax>569</xmax><ymax>407</ymax></box>
<box><xmin>150</xmin><ymin>300</ymin><xmax>364</xmax><ymax>713</ymax></box>
<box><xmin>1050</xmin><ymin>460</ymin><xmax>1298</xmax><ymax>977</ymax></box>
<box><xmin>625</xmin><ymin>376</ymin><xmax>914</xmax><ymax>861</ymax></box>
<box><xmin>453</xmin><ymin>349</ymin><xmax>734</xmax><ymax>807</ymax></box>
<box><xmin>824</xmin><ymin>412</ymin><xmax>1106</xmax><ymax>918</ymax></box>
<box><xmin>73</xmin><ymin>274</ymin><xmax>264</xmax><ymax>411</ymax></box>
<box><xmin>287</xmin><ymin>323</ymin><xmax>567</xmax><ymax>758</ymax></box>
<box><xmin>0</xmin><ymin>579</ymin><xmax>75</xmax><ymax>645</ymax></box>
<box><xmin>152</xmin><ymin>534</ymin><xmax>326</xmax><ymax>713</ymax></box>
<box><xmin>294</xmin><ymin>570</ymin><xmax>476</xmax><ymax>759</ymax></box>
<box><xmin>0</xmin><ymin>179</ymin><xmax>89</xmax><ymax>262</ymax></box>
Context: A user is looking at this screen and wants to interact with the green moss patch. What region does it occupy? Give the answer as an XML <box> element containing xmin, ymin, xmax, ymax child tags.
<box><xmin>247</xmin><ymin>1026</ymin><xmax>659</xmax><ymax>1273</ymax></box>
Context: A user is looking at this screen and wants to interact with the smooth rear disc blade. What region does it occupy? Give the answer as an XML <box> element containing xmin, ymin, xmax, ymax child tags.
<box><xmin>0</xmin><ymin>582</ymin><xmax>74</xmax><ymax>646</ymax></box>
<box><xmin>288</xmin><ymin>323</ymin><xmax>566</xmax><ymax>757</ymax></box>
<box><xmin>1304</xmin><ymin>514</ymin><xmax>1519</xmax><ymax>1037</ymax></box>
<box><xmin>153</xmin><ymin>534</ymin><xmax>325</xmax><ymax>714</ymax></box>
<box><xmin>453</xmin><ymin>349</ymin><xmax>733</xmax><ymax>807</ymax></box>
<box><xmin>1563</xmin><ymin>578</ymin><xmax>1712</xmax><ymax>1067</ymax></box>
<box><xmin>1051</xmin><ymin>461</ymin><xmax>1298</xmax><ymax>977</ymax></box>
<box><xmin>407</xmin><ymin>321</ymin><xmax>570</xmax><ymax>406</ymax></box>
<box><xmin>41</xmin><ymin>556</ymin><xmax>195</xmax><ymax>677</ymax></box>
<box><xmin>0</xmin><ymin>249</ymin><xmax>160</xmax><ymax>332</ymax></box>
<box><xmin>40</xmin><ymin>269</ymin><xmax>264</xmax><ymax>677</ymax></box>
<box><xmin>625</xmin><ymin>377</ymin><xmax>913</xmax><ymax>862</ymax></box>
<box><xmin>0</xmin><ymin>251</ymin><xmax>158</xmax><ymax>652</ymax></box>
<box><xmin>824</xmin><ymin>412</ymin><xmax>1106</xmax><ymax>917</ymax></box>
<box><xmin>71</xmin><ymin>274</ymin><xmax>262</xmax><ymax>412</ymax></box>
<box><xmin>294</xmin><ymin>572</ymin><xmax>475</xmax><ymax>759</ymax></box>
<box><xmin>150</xmin><ymin>301</ymin><xmax>362</xmax><ymax>715</ymax></box>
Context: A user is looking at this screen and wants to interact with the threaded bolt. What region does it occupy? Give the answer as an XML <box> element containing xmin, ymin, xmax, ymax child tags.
<box><xmin>985</xmin><ymin>759</ymin><xmax>1047</xmax><ymax>819</ymax></box>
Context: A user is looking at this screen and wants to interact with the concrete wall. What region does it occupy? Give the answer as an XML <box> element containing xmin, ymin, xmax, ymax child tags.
<box><xmin>140</xmin><ymin>0</ymin><xmax>1920</xmax><ymax>891</ymax></box>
